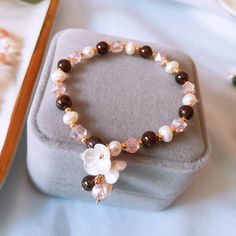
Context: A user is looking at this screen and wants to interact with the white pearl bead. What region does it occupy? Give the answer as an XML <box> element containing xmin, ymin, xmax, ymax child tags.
<box><xmin>182</xmin><ymin>93</ymin><xmax>198</xmax><ymax>106</ymax></box>
<box><xmin>158</xmin><ymin>125</ymin><xmax>173</xmax><ymax>142</ymax></box>
<box><xmin>51</xmin><ymin>70</ymin><xmax>67</xmax><ymax>82</ymax></box>
<box><xmin>82</xmin><ymin>47</ymin><xmax>95</xmax><ymax>59</ymax></box>
<box><xmin>125</xmin><ymin>42</ymin><xmax>136</xmax><ymax>55</ymax></box>
<box><xmin>165</xmin><ymin>61</ymin><xmax>179</xmax><ymax>73</ymax></box>
<box><xmin>63</xmin><ymin>111</ymin><xmax>79</xmax><ymax>125</ymax></box>
<box><xmin>108</xmin><ymin>141</ymin><xmax>122</xmax><ymax>157</ymax></box>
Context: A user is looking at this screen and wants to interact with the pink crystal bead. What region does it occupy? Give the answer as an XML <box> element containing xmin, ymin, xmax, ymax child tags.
<box><xmin>0</xmin><ymin>53</ymin><xmax>7</xmax><ymax>64</ymax></box>
<box><xmin>110</xmin><ymin>41</ymin><xmax>123</xmax><ymax>53</ymax></box>
<box><xmin>124</xmin><ymin>138</ymin><xmax>140</xmax><ymax>153</ymax></box>
<box><xmin>154</xmin><ymin>52</ymin><xmax>167</xmax><ymax>65</ymax></box>
<box><xmin>68</xmin><ymin>51</ymin><xmax>82</xmax><ymax>65</ymax></box>
<box><xmin>171</xmin><ymin>118</ymin><xmax>187</xmax><ymax>133</ymax></box>
<box><xmin>51</xmin><ymin>83</ymin><xmax>66</xmax><ymax>95</ymax></box>
<box><xmin>70</xmin><ymin>124</ymin><xmax>87</xmax><ymax>141</ymax></box>
<box><xmin>182</xmin><ymin>82</ymin><xmax>195</xmax><ymax>94</ymax></box>
<box><xmin>92</xmin><ymin>183</ymin><xmax>112</xmax><ymax>202</ymax></box>
<box><xmin>0</xmin><ymin>29</ymin><xmax>9</xmax><ymax>38</ymax></box>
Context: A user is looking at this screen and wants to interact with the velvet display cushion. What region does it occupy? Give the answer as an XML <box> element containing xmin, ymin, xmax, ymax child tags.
<box><xmin>27</xmin><ymin>29</ymin><xmax>210</xmax><ymax>211</ymax></box>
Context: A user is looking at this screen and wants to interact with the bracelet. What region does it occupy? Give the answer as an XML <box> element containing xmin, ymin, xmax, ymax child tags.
<box><xmin>50</xmin><ymin>40</ymin><xmax>198</xmax><ymax>203</ymax></box>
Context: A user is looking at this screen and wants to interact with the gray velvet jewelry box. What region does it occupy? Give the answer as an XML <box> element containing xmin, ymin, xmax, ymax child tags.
<box><xmin>27</xmin><ymin>29</ymin><xmax>210</xmax><ymax>211</ymax></box>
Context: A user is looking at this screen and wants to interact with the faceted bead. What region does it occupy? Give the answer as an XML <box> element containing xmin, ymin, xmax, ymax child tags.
<box><xmin>141</xmin><ymin>131</ymin><xmax>157</xmax><ymax>147</ymax></box>
<box><xmin>56</xmin><ymin>95</ymin><xmax>72</xmax><ymax>110</ymax></box>
<box><xmin>70</xmin><ymin>124</ymin><xmax>87</xmax><ymax>141</ymax></box>
<box><xmin>175</xmin><ymin>71</ymin><xmax>188</xmax><ymax>85</ymax></box>
<box><xmin>139</xmin><ymin>45</ymin><xmax>153</xmax><ymax>58</ymax></box>
<box><xmin>82</xmin><ymin>175</ymin><xmax>95</xmax><ymax>191</ymax></box>
<box><xmin>171</xmin><ymin>118</ymin><xmax>187</xmax><ymax>133</ymax></box>
<box><xmin>51</xmin><ymin>83</ymin><xmax>66</xmax><ymax>95</ymax></box>
<box><xmin>87</xmin><ymin>136</ymin><xmax>104</xmax><ymax>148</ymax></box>
<box><xmin>108</xmin><ymin>141</ymin><xmax>122</xmax><ymax>157</ymax></box>
<box><xmin>179</xmin><ymin>105</ymin><xmax>194</xmax><ymax>120</ymax></box>
<box><xmin>124</xmin><ymin>138</ymin><xmax>140</xmax><ymax>153</ymax></box>
<box><xmin>110</xmin><ymin>41</ymin><xmax>123</xmax><ymax>53</ymax></box>
<box><xmin>68</xmin><ymin>51</ymin><xmax>82</xmax><ymax>65</ymax></box>
<box><xmin>92</xmin><ymin>183</ymin><xmax>113</xmax><ymax>202</ymax></box>
<box><xmin>182</xmin><ymin>81</ymin><xmax>195</xmax><ymax>94</ymax></box>
<box><xmin>96</xmin><ymin>41</ymin><xmax>109</xmax><ymax>55</ymax></box>
<box><xmin>154</xmin><ymin>52</ymin><xmax>167</xmax><ymax>65</ymax></box>
<box><xmin>165</xmin><ymin>61</ymin><xmax>179</xmax><ymax>73</ymax></box>
<box><xmin>63</xmin><ymin>111</ymin><xmax>79</xmax><ymax>125</ymax></box>
<box><xmin>57</xmin><ymin>59</ymin><xmax>71</xmax><ymax>73</ymax></box>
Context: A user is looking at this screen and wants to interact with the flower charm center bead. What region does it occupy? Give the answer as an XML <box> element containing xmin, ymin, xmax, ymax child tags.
<box><xmin>50</xmin><ymin>40</ymin><xmax>199</xmax><ymax>203</ymax></box>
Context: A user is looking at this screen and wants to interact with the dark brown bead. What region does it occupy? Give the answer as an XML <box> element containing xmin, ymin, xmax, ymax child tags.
<box><xmin>82</xmin><ymin>175</ymin><xmax>95</xmax><ymax>191</ymax></box>
<box><xmin>86</xmin><ymin>136</ymin><xmax>104</xmax><ymax>148</ymax></box>
<box><xmin>179</xmin><ymin>105</ymin><xmax>194</xmax><ymax>120</ymax></box>
<box><xmin>57</xmin><ymin>59</ymin><xmax>71</xmax><ymax>73</ymax></box>
<box><xmin>175</xmin><ymin>72</ymin><xmax>189</xmax><ymax>85</ymax></box>
<box><xmin>139</xmin><ymin>45</ymin><xmax>153</xmax><ymax>58</ymax></box>
<box><xmin>56</xmin><ymin>95</ymin><xmax>72</xmax><ymax>111</ymax></box>
<box><xmin>141</xmin><ymin>131</ymin><xmax>157</xmax><ymax>147</ymax></box>
<box><xmin>96</xmin><ymin>41</ymin><xmax>109</xmax><ymax>55</ymax></box>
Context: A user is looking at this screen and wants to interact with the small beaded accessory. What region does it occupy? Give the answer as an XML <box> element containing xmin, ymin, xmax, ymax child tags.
<box><xmin>0</xmin><ymin>29</ymin><xmax>19</xmax><ymax>64</ymax></box>
<box><xmin>50</xmin><ymin>40</ymin><xmax>198</xmax><ymax>203</ymax></box>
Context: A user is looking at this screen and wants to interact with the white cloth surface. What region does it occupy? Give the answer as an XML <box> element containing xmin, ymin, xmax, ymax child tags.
<box><xmin>172</xmin><ymin>0</ymin><xmax>236</xmax><ymax>16</ymax></box>
<box><xmin>0</xmin><ymin>0</ymin><xmax>236</xmax><ymax>235</ymax></box>
<box><xmin>0</xmin><ymin>0</ymin><xmax>50</xmax><ymax>151</ymax></box>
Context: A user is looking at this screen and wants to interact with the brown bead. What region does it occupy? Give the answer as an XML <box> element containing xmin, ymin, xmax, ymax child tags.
<box><xmin>141</xmin><ymin>131</ymin><xmax>157</xmax><ymax>147</ymax></box>
<box><xmin>139</xmin><ymin>45</ymin><xmax>153</xmax><ymax>58</ymax></box>
<box><xmin>56</xmin><ymin>95</ymin><xmax>72</xmax><ymax>111</ymax></box>
<box><xmin>179</xmin><ymin>105</ymin><xmax>194</xmax><ymax>120</ymax></box>
<box><xmin>86</xmin><ymin>136</ymin><xmax>104</xmax><ymax>148</ymax></box>
<box><xmin>82</xmin><ymin>175</ymin><xmax>95</xmax><ymax>191</ymax></box>
<box><xmin>175</xmin><ymin>72</ymin><xmax>188</xmax><ymax>85</ymax></box>
<box><xmin>96</xmin><ymin>41</ymin><xmax>109</xmax><ymax>55</ymax></box>
<box><xmin>57</xmin><ymin>59</ymin><xmax>71</xmax><ymax>73</ymax></box>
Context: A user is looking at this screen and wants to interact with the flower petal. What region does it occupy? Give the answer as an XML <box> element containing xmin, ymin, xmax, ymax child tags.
<box><xmin>94</xmin><ymin>144</ymin><xmax>110</xmax><ymax>160</ymax></box>
<box><xmin>83</xmin><ymin>161</ymin><xmax>100</xmax><ymax>175</ymax></box>
<box><xmin>83</xmin><ymin>148</ymin><xmax>99</xmax><ymax>164</ymax></box>
<box><xmin>96</xmin><ymin>158</ymin><xmax>111</xmax><ymax>174</ymax></box>
<box><xmin>111</xmin><ymin>160</ymin><xmax>127</xmax><ymax>171</ymax></box>
<box><xmin>105</xmin><ymin>169</ymin><xmax>120</xmax><ymax>184</ymax></box>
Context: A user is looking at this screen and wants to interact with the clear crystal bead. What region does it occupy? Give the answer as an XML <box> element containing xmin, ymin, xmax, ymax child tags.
<box><xmin>51</xmin><ymin>83</ymin><xmax>66</xmax><ymax>95</ymax></box>
<box><xmin>68</xmin><ymin>51</ymin><xmax>82</xmax><ymax>65</ymax></box>
<box><xmin>92</xmin><ymin>183</ymin><xmax>112</xmax><ymax>202</ymax></box>
<box><xmin>70</xmin><ymin>124</ymin><xmax>87</xmax><ymax>141</ymax></box>
<box><xmin>124</xmin><ymin>138</ymin><xmax>140</xmax><ymax>153</ymax></box>
<box><xmin>182</xmin><ymin>82</ymin><xmax>195</xmax><ymax>94</ymax></box>
<box><xmin>171</xmin><ymin>118</ymin><xmax>187</xmax><ymax>133</ymax></box>
<box><xmin>110</xmin><ymin>41</ymin><xmax>123</xmax><ymax>53</ymax></box>
<box><xmin>154</xmin><ymin>52</ymin><xmax>167</xmax><ymax>65</ymax></box>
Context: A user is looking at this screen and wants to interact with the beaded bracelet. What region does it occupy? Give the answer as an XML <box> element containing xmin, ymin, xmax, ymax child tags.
<box><xmin>50</xmin><ymin>41</ymin><xmax>198</xmax><ymax>203</ymax></box>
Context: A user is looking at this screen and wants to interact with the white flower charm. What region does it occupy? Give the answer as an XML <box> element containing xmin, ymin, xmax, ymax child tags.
<box><xmin>81</xmin><ymin>144</ymin><xmax>127</xmax><ymax>203</ymax></box>
<box><xmin>81</xmin><ymin>144</ymin><xmax>111</xmax><ymax>175</ymax></box>
<box><xmin>104</xmin><ymin>160</ymin><xmax>127</xmax><ymax>184</ymax></box>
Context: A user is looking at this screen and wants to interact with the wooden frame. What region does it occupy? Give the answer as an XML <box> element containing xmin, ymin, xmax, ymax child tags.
<box><xmin>0</xmin><ymin>0</ymin><xmax>59</xmax><ymax>186</ymax></box>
